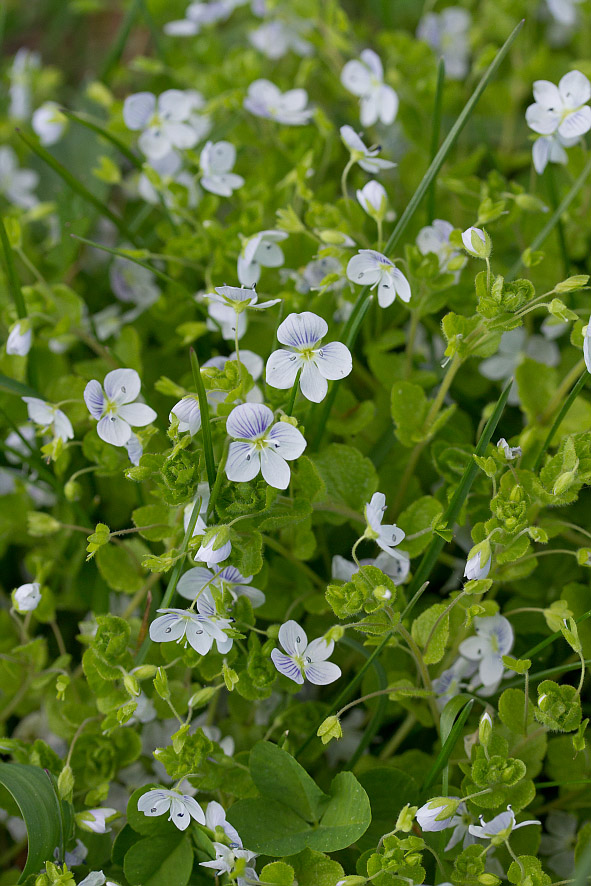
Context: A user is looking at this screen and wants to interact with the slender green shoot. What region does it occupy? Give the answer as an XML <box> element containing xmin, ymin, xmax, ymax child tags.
<box><xmin>60</xmin><ymin>109</ymin><xmax>142</xmax><ymax>169</ymax></box>
<box><xmin>423</xmin><ymin>698</ymin><xmax>474</xmax><ymax>791</ymax></box>
<box><xmin>533</xmin><ymin>370</ymin><xmax>587</xmax><ymax>473</ymax></box>
<box><xmin>190</xmin><ymin>348</ymin><xmax>216</xmax><ymax>490</ymax></box>
<box><xmin>0</xmin><ymin>218</ymin><xmax>27</xmax><ymax>319</ymax></box>
<box><xmin>70</xmin><ymin>234</ymin><xmax>183</xmax><ymax>290</ymax></box>
<box><xmin>427</xmin><ymin>58</ymin><xmax>445</xmax><ymax>224</ymax></box>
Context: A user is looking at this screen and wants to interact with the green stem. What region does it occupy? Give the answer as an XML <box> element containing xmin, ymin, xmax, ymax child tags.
<box><xmin>341</xmin><ymin>156</ymin><xmax>355</xmax><ymax>204</ymax></box>
<box><xmin>427</xmin><ymin>57</ymin><xmax>445</xmax><ymax>224</ymax></box>
<box><xmin>546</xmin><ymin>164</ymin><xmax>570</xmax><ymax>276</ymax></box>
<box><xmin>190</xmin><ymin>348</ymin><xmax>216</xmax><ymax>490</ymax></box>
<box><xmin>0</xmin><ymin>217</ymin><xmax>26</xmax><ymax>319</ymax></box>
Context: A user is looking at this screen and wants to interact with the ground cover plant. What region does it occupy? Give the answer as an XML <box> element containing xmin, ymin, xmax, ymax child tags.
<box><xmin>2</xmin><ymin>0</ymin><xmax>591</xmax><ymax>884</ymax></box>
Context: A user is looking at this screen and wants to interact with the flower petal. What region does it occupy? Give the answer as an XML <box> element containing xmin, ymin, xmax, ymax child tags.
<box><xmin>532</xmin><ymin>80</ymin><xmax>562</xmax><ymax>111</ymax></box>
<box><xmin>226</xmin><ymin>402</ymin><xmax>274</xmax><ymax>439</ymax></box>
<box><xmin>271</xmin><ymin>649</ymin><xmax>304</xmax><ymax>683</ymax></box>
<box><xmin>314</xmin><ymin>341</ymin><xmax>353</xmax><ymax>380</ymax></box>
<box><xmin>265</xmin><ymin>348</ymin><xmax>301</xmax><ymax>390</ymax></box>
<box><xmin>84</xmin><ymin>380</ymin><xmax>105</xmax><ymax>419</ymax></box>
<box><xmin>117</xmin><ymin>402</ymin><xmax>157</xmax><ymax>427</ymax></box>
<box><xmin>558</xmin><ymin>106</ymin><xmax>591</xmax><ymax>139</ymax></box>
<box><xmin>305</xmin><ymin>661</ymin><xmax>341</xmax><ymax>685</ymax></box>
<box><xmin>300</xmin><ymin>362</ymin><xmax>328</xmax><ymax>402</ymax></box>
<box><xmin>150</xmin><ymin>612</ymin><xmax>186</xmax><ymax>642</ymax></box>
<box><xmin>226</xmin><ymin>442</ymin><xmax>261</xmax><ymax>483</ymax></box>
<box><xmin>260</xmin><ymin>448</ymin><xmax>291</xmax><ymax>489</ymax></box>
<box><xmin>266</xmin><ymin>421</ymin><xmax>307</xmax><ymax>460</ymax></box>
<box><xmin>559</xmin><ymin>70</ymin><xmax>591</xmax><ymax>108</ymax></box>
<box><xmin>103</xmin><ymin>368</ymin><xmax>141</xmax><ymax>404</ymax></box>
<box><xmin>123</xmin><ymin>92</ymin><xmax>156</xmax><ymax>130</ymax></box>
<box><xmin>341</xmin><ymin>59</ymin><xmax>373</xmax><ymax>96</ymax></box>
<box><xmin>97</xmin><ymin>414</ymin><xmax>132</xmax><ymax>446</ymax></box>
<box><xmin>277</xmin><ymin>311</ymin><xmax>328</xmax><ymax>348</ymax></box>
<box><xmin>171</xmin><ymin>397</ymin><xmax>201</xmax><ymax>435</ymax></box>
<box><xmin>166</xmin><ymin>121</ymin><xmax>199</xmax><ymax>150</ymax></box>
<box><xmin>177</xmin><ymin>567</ymin><xmax>214</xmax><ymax>600</ymax></box>
<box><xmin>346</xmin><ymin>252</ymin><xmax>383</xmax><ymax>286</ymax></box>
<box><xmin>278</xmin><ymin>619</ymin><xmax>307</xmax><ymax>656</ymax></box>
<box><xmin>305</xmin><ymin>637</ymin><xmax>335</xmax><ymax>662</ymax></box>
<box><xmin>185</xmin><ymin>619</ymin><xmax>214</xmax><ymax>654</ymax></box>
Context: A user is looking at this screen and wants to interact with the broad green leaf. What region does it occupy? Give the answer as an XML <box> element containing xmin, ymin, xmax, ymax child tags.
<box><xmin>312</xmin><ymin>444</ymin><xmax>377</xmax><ymax>519</ymax></box>
<box><xmin>357</xmin><ymin>768</ymin><xmax>419</xmax><ymax>851</ymax></box>
<box><xmin>287</xmin><ymin>849</ymin><xmax>344</xmax><ymax>886</ymax></box>
<box><xmin>0</xmin><ymin>762</ymin><xmax>74</xmax><ymax>883</ymax></box>
<box><xmin>123</xmin><ymin>833</ymin><xmax>193</xmax><ymax>886</ymax></box>
<box><xmin>249</xmin><ymin>741</ymin><xmax>327</xmax><ymax>822</ymax></box>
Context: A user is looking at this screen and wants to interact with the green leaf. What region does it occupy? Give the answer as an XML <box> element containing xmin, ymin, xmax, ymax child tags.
<box><xmin>123</xmin><ymin>833</ymin><xmax>193</xmax><ymax>886</ymax></box>
<box><xmin>260</xmin><ymin>862</ymin><xmax>296</xmax><ymax>886</ymax></box>
<box><xmin>397</xmin><ymin>496</ymin><xmax>442</xmax><ymax>557</ymax></box>
<box><xmin>131</xmin><ymin>504</ymin><xmax>176</xmax><ymax>541</ymax></box>
<box><xmin>312</xmin><ymin>444</ymin><xmax>377</xmax><ymax>518</ymax></box>
<box><xmin>249</xmin><ymin>741</ymin><xmax>327</xmax><ymax>822</ymax></box>
<box><xmin>411</xmin><ymin>603</ymin><xmax>449</xmax><ymax>665</ymax></box>
<box><xmin>391</xmin><ymin>381</ymin><xmax>429</xmax><ymax>446</ymax></box>
<box><xmin>0</xmin><ymin>763</ymin><xmax>74</xmax><ymax>883</ymax></box>
<box><xmin>357</xmin><ymin>768</ymin><xmax>419</xmax><ymax>851</ymax></box>
<box><xmin>96</xmin><ymin>543</ymin><xmax>144</xmax><ymax>593</ymax></box>
<box><xmin>423</xmin><ymin>697</ymin><xmax>474</xmax><ymax>790</ymax></box>
<box><xmin>287</xmin><ymin>849</ymin><xmax>344</xmax><ymax>886</ymax></box>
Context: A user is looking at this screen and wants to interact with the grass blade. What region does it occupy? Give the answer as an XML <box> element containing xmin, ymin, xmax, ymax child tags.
<box><xmin>508</xmin><ymin>152</ymin><xmax>591</xmax><ymax>280</ymax></box>
<box><xmin>190</xmin><ymin>348</ymin><xmax>217</xmax><ymax>490</ymax></box>
<box><xmin>427</xmin><ymin>58</ymin><xmax>445</xmax><ymax>224</ymax></box>
<box><xmin>310</xmin><ymin>20</ymin><xmax>524</xmax><ymax>450</ymax></box>
<box><xmin>16</xmin><ymin>129</ymin><xmax>138</xmax><ymax>245</ymax></box>
<box><xmin>135</xmin><ymin>497</ymin><xmax>203</xmax><ymax>665</ymax></box>
<box><xmin>422</xmin><ymin>698</ymin><xmax>474</xmax><ymax>791</ymax></box>
<box><xmin>70</xmin><ymin>234</ymin><xmax>182</xmax><ymax>289</ymax></box>
<box><xmin>0</xmin><ymin>217</ymin><xmax>27</xmax><ymax>319</ymax></box>
<box><xmin>60</xmin><ymin>109</ymin><xmax>142</xmax><ymax>169</ymax></box>
<box><xmin>533</xmin><ymin>369</ymin><xmax>587</xmax><ymax>472</ymax></box>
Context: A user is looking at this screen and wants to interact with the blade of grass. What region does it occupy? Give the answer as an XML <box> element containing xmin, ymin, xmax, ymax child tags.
<box><xmin>16</xmin><ymin>129</ymin><xmax>138</xmax><ymax>245</ymax></box>
<box><xmin>190</xmin><ymin>348</ymin><xmax>216</xmax><ymax>490</ymax></box>
<box><xmin>532</xmin><ymin>369</ymin><xmax>587</xmax><ymax>472</ymax></box>
<box><xmin>508</xmin><ymin>152</ymin><xmax>591</xmax><ymax>280</ymax></box>
<box><xmin>545</xmin><ymin>164</ymin><xmax>570</xmax><ymax>276</ymax></box>
<box><xmin>401</xmin><ymin>376</ymin><xmax>513</xmax><ymax>621</ymax></box>
<box><xmin>0</xmin><ymin>217</ymin><xmax>27</xmax><ymax>319</ymax></box>
<box><xmin>427</xmin><ymin>58</ymin><xmax>445</xmax><ymax>224</ymax></box>
<box><xmin>341</xmin><ymin>636</ymin><xmax>388</xmax><ymax>771</ymax></box>
<box><xmin>311</xmin><ymin>20</ymin><xmax>524</xmax><ymax>450</ymax></box>
<box><xmin>60</xmin><ymin>110</ymin><xmax>142</xmax><ymax>169</ymax></box>
<box><xmin>100</xmin><ymin>0</ymin><xmax>144</xmax><ymax>81</ymax></box>
<box><xmin>70</xmin><ymin>234</ymin><xmax>183</xmax><ymax>289</ymax></box>
<box><xmin>135</xmin><ymin>496</ymin><xmax>203</xmax><ymax>666</ymax></box>
<box><xmin>520</xmin><ymin>608</ymin><xmax>591</xmax><ymax>662</ymax></box>
<box><xmin>0</xmin><ymin>374</ymin><xmax>43</xmax><ymax>399</ymax></box>
<box><xmin>422</xmin><ymin>697</ymin><xmax>474</xmax><ymax>791</ymax></box>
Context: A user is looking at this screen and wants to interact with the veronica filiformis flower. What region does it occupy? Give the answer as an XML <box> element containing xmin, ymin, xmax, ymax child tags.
<box><xmin>271</xmin><ymin>620</ymin><xmax>341</xmax><ymax>686</ymax></box>
<box><xmin>164</xmin><ymin>1</ymin><xmax>233</xmax><ymax>36</ymax></box>
<box><xmin>364</xmin><ymin>492</ymin><xmax>406</xmax><ymax>557</ymax></box>
<box><xmin>468</xmin><ymin>806</ymin><xmax>540</xmax><ymax>842</ymax></box>
<box><xmin>0</xmin><ymin>147</ymin><xmax>39</xmax><ymax>209</ymax></box>
<box><xmin>138</xmin><ymin>789</ymin><xmax>205</xmax><ymax>831</ymax></box>
<box><xmin>6</xmin><ymin>322</ymin><xmax>32</xmax><ymax>356</ymax></box>
<box><xmin>123</xmin><ymin>90</ymin><xmax>199</xmax><ymax>160</ymax></box>
<box><xmin>416</xmin><ymin>219</ymin><xmax>466</xmax><ymax>273</ymax></box>
<box><xmin>13</xmin><ymin>582</ymin><xmax>41</xmax><ymax>613</ymax></box>
<box><xmin>204</xmin><ymin>285</ymin><xmax>280</xmax><ymax>333</ymax></box>
<box><xmin>479</xmin><ymin>328</ymin><xmax>560</xmax><ymax>405</ymax></box>
<box><xmin>340</xmin><ymin>126</ymin><xmax>396</xmax><ymax>174</ymax></box>
<box><xmin>249</xmin><ymin>19</ymin><xmax>313</xmax><ymax>59</ymax></box>
<box><xmin>526</xmin><ymin>72</ymin><xmax>591</xmax><ymax>174</ymax></box>
<box><xmin>266</xmin><ymin>312</ymin><xmax>352</xmax><ymax>403</ymax></box>
<box><xmin>32</xmin><ymin>101</ymin><xmax>66</xmax><ymax>145</ymax></box>
<box><xmin>178</xmin><ymin>564</ymin><xmax>265</xmax><ymax>608</ymax></box>
<box><xmin>356</xmin><ymin>180</ymin><xmax>388</xmax><ymax>220</ymax></box>
<box><xmin>149</xmin><ymin>591</ymin><xmax>234</xmax><ymax>655</ymax></box>
<box><xmin>347</xmin><ymin>249</ymin><xmax>411</xmax><ymax>307</ymax></box>
<box><xmin>84</xmin><ymin>368</ymin><xmax>157</xmax><ymax>447</ymax></box>
<box><xmin>459</xmin><ymin>615</ymin><xmax>514</xmax><ymax>689</ymax></box>
<box><xmin>200</xmin><ymin>843</ymin><xmax>258</xmax><ymax>886</ymax></box>
<box><xmin>432</xmin><ymin>657</ymin><xmax>478</xmax><ymax>711</ymax></box>
<box><xmin>497</xmin><ymin>438</ymin><xmax>522</xmax><ymax>460</ymax></box>
<box><xmin>417</xmin><ymin>8</ymin><xmax>471</xmax><ymax>80</ymax></box>
<box><xmin>8</xmin><ymin>48</ymin><xmax>40</xmax><ymax>120</ymax></box>
<box><xmin>195</xmin><ymin>528</ymin><xmax>232</xmax><ymax>568</ymax></box>
<box><xmin>244</xmin><ymin>80</ymin><xmax>314</xmax><ymax>125</ymax></box>
<box><xmin>539</xmin><ymin>811</ymin><xmax>578</xmax><ymax>877</ymax></box>
<box><xmin>341</xmin><ymin>49</ymin><xmax>399</xmax><ymax>126</ymax></box>
<box><xmin>416</xmin><ymin>797</ymin><xmax>461</xmax><ymax>833</ymax></box>
<box><xmin>225</xmin><ymin>403</ymin><xmax>306</xmax><ymax>490</ymax></box>
<box><xmin>22</xmin><ymin>397</ymin><xmax>74</xmax><ymax>443</ymax></box>
<box><xmin>237</xmin><ymin>230</ymin><xmax>288</xmax><ymax>286</ymax></box>
<box><xmin>200</xmin><ymin>141</ymin><xmax>244</xmax><ymax>196</ymax></box>
<box><xmin>77</xmin><ymin>808</ymin><xmax>118</xmax><ymax>835</ymax></box>
<box><xmin>204</xmin><ymin>801</ymin><xmax>242</xmax><ymax>845</ymax></box>
<box><xmin>110</xmin><ymin>256</ymin><xmax>160</xmax><ymax>313</ymax></box>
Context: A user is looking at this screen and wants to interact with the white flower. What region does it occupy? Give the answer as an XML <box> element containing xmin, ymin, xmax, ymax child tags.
<box><xmin>77</xmin><ymin>808</ymin><xmax>118</xmax><ymax>834</ymax></box>
<box><xmin>22</xmin><ymin>397</ymin><xmax>74</xmax><ymax>442</ymax></box>
<box><xmin>0</xmin><ymin>146</ymin><xmax>39</xmax><ymax>209</ymax></box>
<box><xmin>249</xmin><ymin>19</ymin><xmax>313</xmax><ymax>59</ymax></box>
<box><xmin>201</xmin><ymin>842</ymin><xmax>258</xmax><ymax>885</ymax></box>
<box><xmin>364</xmin><ymin>492</ymin><xmax>406</xmax><ymax>556</ymax></box>
<box><xmin>416</xmin><ymin>219</ymin><xmax>466</xmax><ymax>273</ymax></box>
<box><xmin>464</xmin><ymin>551</ymin><xmax>491</xmax><ymax>581</ymax></box>
<box><xmin>138</xmin><ymin>788</ymin><xmax>206</xmax><ymax>831</ymax></box>
<box><xmin>417</xmin><ymin>8</ymin><xmax>471</xmax><ymax>80</ymax></box>
<box><xmin>244</xmin><ymin>79</ymin><xmax>314</xmax><ymax>125</ymax></box>
<box><xmin>225</xmin><ymin>403</ymin><xmax>306</xmax><ymax>489</ymax></box>
<box><xmin>341</xmin><ymin>49</ymin><xmax>399</xmax><ymax>127</ymax></box>
<box><xmin>331</xmin><ymin>550</ymin><xmax>409</xmax><ymax>586</ymax></box>
<box><xmin>531</xmin><ymin>132</ymin><xmax>579</xmax><ymax>175</ymax></box>
<box><xmin>207</xmin><ymin>300</ymin><xmax>248</xmax><ymax>340</ymax></box>
<box><xmin>8</xmin><ymin>48</ymin><xmax>40</xmax><ymax>120</ymax></box>
<box><xmin>13</xmin><ymin>582</ymin><xmax>41</xmax><ymax>613</ymax></box>
<box><xmin>32</xmin><ymin>102</ymin><xmax>66</xmax><ymax>145</ymax></box>
<box><xmin>204</xmin><ymin>801</ymin><xmax>242</xmax><ymax>845</ymax></box>
<box><xmin>200</xmin><ymin>141</ymin><xmax>244</xmax><ymax>196</ymax></box>
<box><xmin>205</xmin><ymin>284</ymin><xmax>280</xmax><ymax>316</ymax></box>
<box><xmin>84</xmin><ymin>368</ymin><xmax>157</xmax><ymax>447</ymax></box>
<box><xmin>416</xmin><ymin>797</ymin><xmax>460</xmax><ymax>832</ymax></box>
<box><xmin>271</xmin><ymin>620</ymin><xmax>341</xmax><ymax>686</ymax></box>
<box><xmin>459</xmin><ymin>615</ymin><xmax>514</xmax><ymax>688</ymax></box>
<box><xmin>585</xmin><ymin>318</ymin><xmax>591</xmax><ymax>374</ymax></box>
<box><xmin>526</xmin><ymin>71</ymin><xmax>591</xmax><ymax>140</ymax></box>
<box><xmin>78</xmin><ymin>872</ymin><xmax>119</xmax><ymax>886</ymax></box>
<box><xmin>171</xmin><ymin>397</ymin><xmax>202</xmax><ymax>436</ymax></box>
<box><xmin>149</xmin><ymin>595</ymin><xmax>234</xmax><ymax>655</ymax></box>
<box><xmin>479</xmin><ymin>328</ymin><xmax>560</xmax><ymax>405</ymax></box>
<box><xmin>546</xmin><ymin>0</ymin><xmax>584</xmax><ymax>27</ymax></box>
<box><xmin>347</xmin><ymin>249</ymin><xmax>411</xmax><ymax>307</ymax></box>
<box><xmin>497</xmin><ymin>438</ymin><xmax>521</xmax><ymax>460</ymax></box>
<box><xmin>138</xmin><ymin>150</ymin><xmax>199</xmax><ymax>209</ymax></box>
<box><xmin>461</xmin><ymin>226</ymin><xmax>489</xmax><ymax>257</ymax></box>
<box><xmin>123</xmin><ymin>90</ymin><xmax>199</xmax><ymax>160</ymax></box>
<box><xmin>432</xmin><ymin>657</ymin><xmax>478</xmax><ymax>711</ymax></box>
<box><xmin>539</xmin><ymin>811</ymin><xmax>578</xmax><ymax>878</ymax></box>
<box><xmin>128</xmin><ymin>692</ymin><xmax>156</xmax><ymax>725</ymax></box>
<box><xmin>356</xmin><ymin>180</ymin><xmax>388</xmax><ymax>219</ymax></box>
<box><xmin>164</xmin><ymin>1</ymin><xmax>233</xmax><ymax>36</ymax></box>
<box><xmin>340</xmin><ymin>125</ymin><xmax>396</xmax><ymax>174</ymax></box>
<box><xmin>468</xmin><ymin>806</ymin><xmax>540</xmax><ymax>841</ymax></box>
<box><xmin>178</xmin><ymin>564</ymin><xmax>265</xmax><ymax>608</ymax></box>
<box><xmin>110</xmin><ymin>256</ymin><xmax>160</xmax><ymax>309</ymax></box>
<box><xmin>64</xmin><ymin>838</ymin><xmax>88</xmax><ymax>868</ymax></box>
<box><xmin>266</xmin><ymin>311</ymin><xmax>352</xmax><ymax>403</ymax></box>
<box><xmin>195</xmin><ymin>528</ymin><xmax>232</xmax><ymax>567</ymax></box>
<box><xmin>6</xmin><ymin>322</ymin><xmax>32</xmax><ymax>356</ymax></box>
<box><xmin>238</xmin><ymin>230</ymin><xmax>288</xmax><ymax>287</ymax></box>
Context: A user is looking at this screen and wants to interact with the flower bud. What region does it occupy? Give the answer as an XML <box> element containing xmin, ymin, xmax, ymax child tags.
<box><xmin>415</xmin><ymin>796</ymin><xmax>460</xmax><ymax>831</ymax></box>
<box><xmin>317</xmin><ymin>715</ymin><xmax>342</xmax><ymax>745</ymax></box>
<box><xmin>461</xmin><ymin>226</ymin><xmax>492</xmax><ymax>258</ymax></box>
<box><xmin>479</xmin><ymin>712</ymin><xmax>493</xmax><ymax>748</ymax></box>
<box><xmin>123</xmin><ymin>673</ymin><xmax>140</xmax><ymax>697</ymax></box>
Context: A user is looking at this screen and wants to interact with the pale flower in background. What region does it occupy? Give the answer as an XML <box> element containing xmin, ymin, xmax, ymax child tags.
<box><xmin>0</xmin><ymin>146</ymin><xmax>39</xmax><ymax>209</ymax></box>
<box><xmin>416</xmin><ymin>219</ymin><xmax>466</xmax><ymax>273</ymax></box>
<box><xmin>200</xmin><ymin>141</ymin><xmax>244</xmax><ymax>196</ymax></box>
<box><xmin>417</xmin><ymin>8</ymin><xmax>471</xmax><ymax>80</ymax></box>
<box><xmin>459</xmin><ymin>615</ymin><xmax>514</xmax><ymax>688</ymax></box>
<box><xmin>340</xmin><ymin>125</ymin><xmax>396</xmax><ymax>174</ymax></box>
<box><xmin>249</xmin><ymin>19</ymin><xmax>313</xmax><ymax>59</ymax></box>
<box><xmin>123</xmin><ymin>90</ymin><xmax>199</xmax><ymax>160</ymax></box>
<box><xmin>244</xmin><ymin>79</ymin><xmax>314</xmax><ymax>125</ymax></box>
<box><xmin>341</xmin><ymin>49</ymin><xmax>399</xmax><ymax>126</ymax></box>
<box><xmin>238</xmin><ymin>230</ymin><xmax>288</xmax><ymax>286</ymax></box>
<box><xmin>13</xmin><ymin>582</ymin><xmax>41</xmax><ymax>613</ymax></box>
<box><xmin>6</xmin><ymin>322</ymin><xmax>32</xmax><ymax>356</ymax></box>
<box><xmin>22</xmin><ymin>397</ymin><xmax>74</xmax><ymax>443</ymax></box>
<box><xmin>32</xmin><ymin>101</ymin><xmax>66</xmax><ymax>145</ymax></box>
<box><xmin>479</xmin><ymin>327</ymin><xmax>560</xmax><ymax>405</ymax></box>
